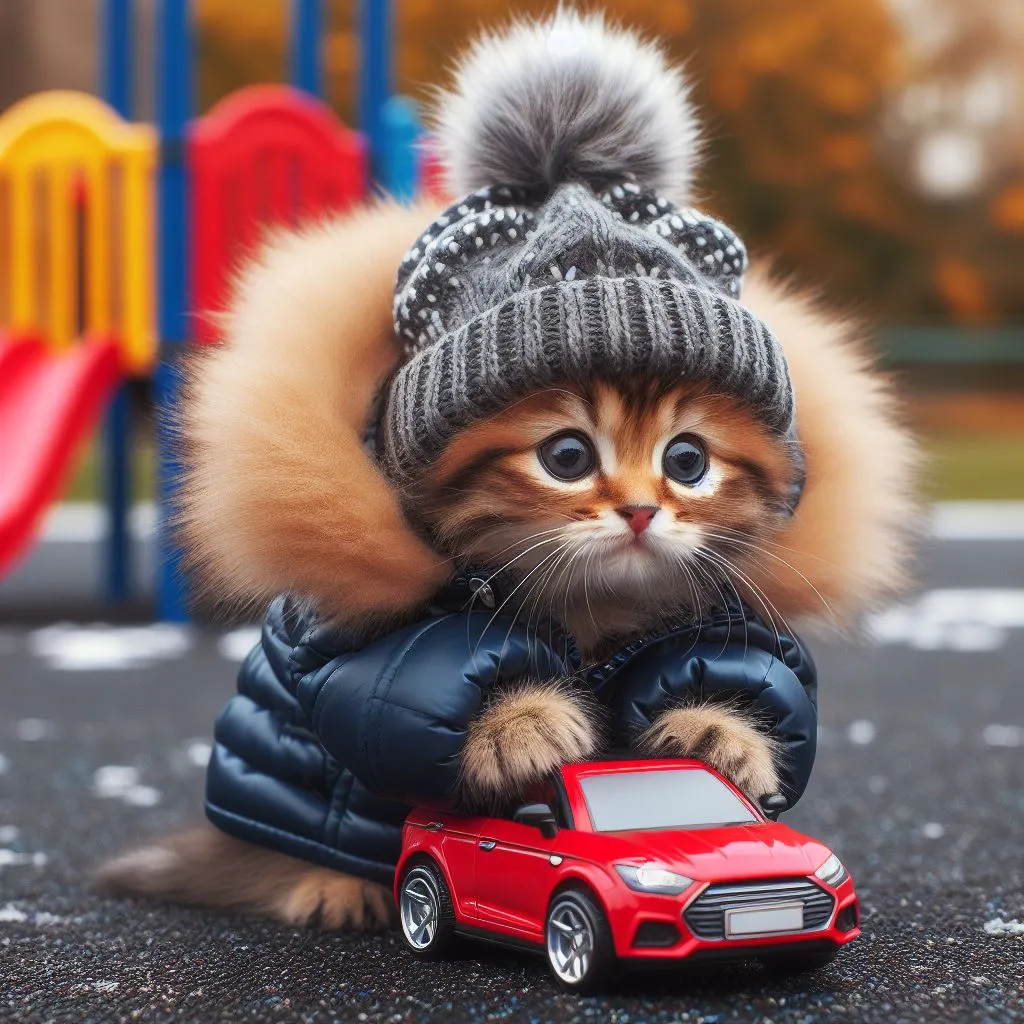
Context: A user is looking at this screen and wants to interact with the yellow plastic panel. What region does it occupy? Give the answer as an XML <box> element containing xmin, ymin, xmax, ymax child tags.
<box><xmin>0</xmin><ymin>91</ymin><xmax>157</xmax><ymax>373</ymax></box>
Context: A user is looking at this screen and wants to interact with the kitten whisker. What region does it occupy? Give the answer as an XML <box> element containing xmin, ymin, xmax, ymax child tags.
<box><xmin>476</xmin><ymin>541</ymin><xmax>573</xmax><ymax>661</ymax></box>
<box><xmin>697</xmin><ymin>547</ymin><xmax>793</xmax><ymax>654</ymax></box>
<box><xmin>699</xmin><ymin>528</ymin><xmax>837</xmax><ymax>624</ymax></box>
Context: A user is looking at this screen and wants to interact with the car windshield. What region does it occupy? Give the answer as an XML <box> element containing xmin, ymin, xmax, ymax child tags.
<box><xmin>579</xmin><ymin>768</ymin><xmax>759</xmax><ymax>832</ymax></box>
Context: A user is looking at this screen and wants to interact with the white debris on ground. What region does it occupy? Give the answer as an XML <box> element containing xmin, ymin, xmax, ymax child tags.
<box><xmin>0</xmin><ymin>826</ymin><xmax>18</xmax><ymax>843</ymax></box>
<box><xmin>184</xmin><ymin>739</ymin><xmax>212</xmax><ymax>767</ymax></box>
<box><xmin>0</xmin><ymin>849</ymin><xmax>48</xmax><ymax>870</ymax></box>
<box><xmin>169</xmin><ymin>739</ymin><xmax>213</xmax><ymax>776</ymax></box>
<box><xmin>27</xmin><ymin>623</ymin><xmax>192</xmax><ymax>671</ymax></box>
<box><xmin>983</xmin><ymin>724</ymin><xmax>1024</xmax><ymax>747</ymax></box>
<box><xmin>847</xmin><ymin>720</ymin><xmax>877</xmax><ymax>745</ymax></box>
<box><xmin>984</xmin><ymin>918</ymin><xmax>1024</xmax><ymax>937</ymax></box>
<box><xmin>14</xmin><ymin>718</ymin><xmax>59</xmax><ymax>742</ymax></box>
<box><xmin>0</xmin><ymin>904</ymin><xmax>64</xmax><ymax>927</ymax></box>
<box><xmin>866</xmin><ymin>588</ymin><xmax>1024</xmax><ymax>651</ymax></box>
<box><xmin>922</xmin><ymin>822</ymin><xmax>946</xmax><ymax>839</ymax></box>
<box><xmin>91</xmin><ymin>765</ymin><xmax>162</xmax><ymax>808</ymax></box>
<box><xmin>217</xmin><ymin>626</ymin><xmax>261</xmax><ymax>663</ymax></box>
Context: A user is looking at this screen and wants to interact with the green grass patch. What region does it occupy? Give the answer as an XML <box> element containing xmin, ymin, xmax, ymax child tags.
<box><xmin>62</xmin><ymin>434</ymin><xmax>157</xmax><ymax>503</ymax></box>
<box><xmin>921</xmin><ymin>435</ymin><xmax>1024</xmax><ymax>501</ymax></box>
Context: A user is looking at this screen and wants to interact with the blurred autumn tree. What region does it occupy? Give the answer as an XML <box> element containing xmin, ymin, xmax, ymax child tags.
<box><xmin>195</xmin><ymin>0</ymin><xmax>1024</xmax><ymax>326</ymax></box>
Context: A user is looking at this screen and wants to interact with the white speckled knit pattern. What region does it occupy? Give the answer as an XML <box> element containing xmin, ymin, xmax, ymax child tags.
<box><xmin>383</xmin><ymin>180</ymin><xmax>794</xmax><ymax>486</ymax></box>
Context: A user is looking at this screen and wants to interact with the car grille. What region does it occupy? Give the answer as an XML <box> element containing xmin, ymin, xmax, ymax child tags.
<box><xmin>683</xmin><ymin>878</ymin><xmax>835</xmax><ymax>940</ymax></box>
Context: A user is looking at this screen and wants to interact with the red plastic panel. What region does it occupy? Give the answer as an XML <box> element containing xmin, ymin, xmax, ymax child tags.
<box><xmin>0</xmin><ymin>333</ymin><xmax>121</xmax><ymax>577</ymax></box>
<box><xmin>188</xmin><ymin>84</ymin><xmax>368</xmax><ymax>344</ymax></box>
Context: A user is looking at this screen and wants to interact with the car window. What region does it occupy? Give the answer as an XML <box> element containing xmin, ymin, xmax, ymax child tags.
<box><xmin>579</xmin><ymin>768</ymin><xmax>758</xmax><ymax>832</ymax></box>
<box><xmin>513</xmin><ymin>779</ymin><xmax>572</xmax><ymax>829</ymax></box>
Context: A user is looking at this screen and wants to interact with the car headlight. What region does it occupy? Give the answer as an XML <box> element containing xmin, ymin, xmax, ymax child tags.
<box><xmin>814</xmin><ymin>853</ymin><xmax>847</xmax><ymax>886</ymax></box>
<box><xmin>615</xmin><ymin>863</ymin><xmax>694</xmax><ymax>896</ymax></box>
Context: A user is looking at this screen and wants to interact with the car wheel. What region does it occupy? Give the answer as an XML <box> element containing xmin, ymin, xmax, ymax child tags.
<box><xmin>545</xmin><ymin>888</ymin><xmax>617</xmax><ymax>993</ymax></box>
<box><xmin>760</xmin><ymin>945</ymin><xmax>839</xmax><ymax>975</ymax></box>
<box><xmin>398</xmin><ymin>861</ymin><xmax>456</xmax><ymax>959</ymax></box>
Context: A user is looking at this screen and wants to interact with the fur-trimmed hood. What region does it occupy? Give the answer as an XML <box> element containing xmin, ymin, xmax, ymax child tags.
<box><xmin>180</xmin><ymin>198</ymin><xmax>918</xmax><ymax>629</ymax></box>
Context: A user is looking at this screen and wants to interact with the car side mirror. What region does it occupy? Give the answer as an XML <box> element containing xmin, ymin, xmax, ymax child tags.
<box><xmin>513</xmin><ymin>802</ymin><xmax>559</xmax><ymax>839</ymax></box>
<box><xmin>759</xmin><ymin>793</ymin><xmax>788</xmax><ymax>821</ymax></box>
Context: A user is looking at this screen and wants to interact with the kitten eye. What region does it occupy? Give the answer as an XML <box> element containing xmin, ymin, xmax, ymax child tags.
<box><xmin>663</xmin><ymin>434</ymin><xmax>708</xmax><ymax>485</ymax></box>
<box><xmin>538</xmin><ymin>431</ymin><xmax>596</xmax><ymax>481</ymax></box>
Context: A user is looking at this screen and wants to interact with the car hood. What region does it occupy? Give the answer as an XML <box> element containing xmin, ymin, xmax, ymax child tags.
<box><xmin>580</xmin><ymin>823</ymin><xmax>831</xmax><ymax>882</ymax></box>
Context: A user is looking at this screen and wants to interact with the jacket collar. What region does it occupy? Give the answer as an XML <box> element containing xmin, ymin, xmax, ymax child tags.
<box><xmin>432</xmin><ymin>567</ymin><xmax>766</xmax><ymax>676</ymax></box>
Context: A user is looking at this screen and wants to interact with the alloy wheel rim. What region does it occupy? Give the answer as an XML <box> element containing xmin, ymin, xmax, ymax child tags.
<box><xmin>400</xmin><ymin>871</ymin><xmax>439</xmax><ymax>950</ymax></box>
<box><xmin>546</xmin><ymin>901</ymin><xmax>594</xmax><ymax>984</ymax></box>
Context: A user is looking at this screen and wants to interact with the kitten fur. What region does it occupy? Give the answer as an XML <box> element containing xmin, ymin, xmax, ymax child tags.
<box><xmin>93</xmin><ymin>825</ymin><xmax>393</xmax><ymax>930</ymax></box>
<box><xmin>100</xmin><ymin>12</ymin><xmax>918</xmax><ymax>928</ymax></box>
<box><xmin>417</xmin><ymin>379</ymin><xmax>803</xmax><ymax>653</ymax></box>
<box><xmin>461</xmin><ymin>684</ymin><xmax>600</xmax><ymax>809</ymax></box>
<box><xmin>434</xmin><ymin>9</ymin><xmax>700</xmax><ymax>200</ymax></box>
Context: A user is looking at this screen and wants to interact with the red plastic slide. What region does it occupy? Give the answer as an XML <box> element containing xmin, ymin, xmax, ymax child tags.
<box><xmin>0</xmin><ymin>333</ymin><xmax>121</xmax><ymax>577</ymax></box>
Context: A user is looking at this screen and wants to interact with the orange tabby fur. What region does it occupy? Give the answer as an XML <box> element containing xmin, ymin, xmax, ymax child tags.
<box><xmin>420</xmin><ymin>380</ymin><xmax>799</xmax><ymax>652</ymax></box>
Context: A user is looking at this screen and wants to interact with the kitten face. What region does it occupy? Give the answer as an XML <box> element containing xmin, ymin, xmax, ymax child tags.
<box><xmin>416</xmin><ymin>381</ymin><xmax>799</xmax><ymax>646</ymax></box>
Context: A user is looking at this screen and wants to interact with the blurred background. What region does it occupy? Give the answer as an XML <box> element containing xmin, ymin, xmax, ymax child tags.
<box><xmin>0</xmin><ymin>0</ymin><xmax>1021</xmax><ymax>622</ymax></box>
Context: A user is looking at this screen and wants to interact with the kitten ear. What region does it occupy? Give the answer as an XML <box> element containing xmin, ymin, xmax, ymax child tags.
<box><xmin>433</xmin><ymin>9</ymin><xmax>701</xmax><ymax>201</ymax></box>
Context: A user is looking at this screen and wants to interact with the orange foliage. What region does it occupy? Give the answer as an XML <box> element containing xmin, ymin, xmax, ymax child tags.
<box><xmin>194</xmin><ymin>0</ymin><xmax>1024</xmax><ymax>326</ymax></box>
<box><xmin>991</xmin><ymin>185</ymin><xmax>1024</xmax><ymax>233</ymax></box>
<box><xmin>935</xmin><ymin>258</ymin><xmax>990</xmax><ymax>324</ymax></box>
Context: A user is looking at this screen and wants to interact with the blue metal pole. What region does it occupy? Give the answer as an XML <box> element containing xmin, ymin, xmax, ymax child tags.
<box><xmin>359</xmin><ymin>0</ymin><xmax>392</xmax><ymax>180</ymax></box>
<box><xmin>381</xmin><ymin>95</ymin><xmax>420</xmax><ymax>201</ymax></box>
<box><xmin>155</xmin><ymin>0</ymin><xmax>192</xmax><ymax>622</ymax></box>
<box><xmin>101</xmin><ymin>0</ymin><xmax>133</xmax><ymax>602</ymax></box>
<box><xmin>290</xmin><ymin>0</ymin><xmax>323</xmax><ymax>98</ymax></box>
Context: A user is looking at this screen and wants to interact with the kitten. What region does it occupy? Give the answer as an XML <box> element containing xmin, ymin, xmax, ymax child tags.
<box><xmin>416</xmin><ymin>378</ymin><xmax>798</xmax><ymax>805</ymax></box>
<box><xmin>95</xmin><ymin>6</ymin><xmax>918</xmax><ymax>931</ymax></box>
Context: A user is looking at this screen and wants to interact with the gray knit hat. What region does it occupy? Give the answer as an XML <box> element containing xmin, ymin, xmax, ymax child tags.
<box><xmin>381</xmin><ymin>11</ymin><xmax>800</xmax><ymax>500</ymax></box>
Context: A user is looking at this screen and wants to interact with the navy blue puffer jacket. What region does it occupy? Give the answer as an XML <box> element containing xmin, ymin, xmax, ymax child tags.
<box><xmin>206</xmin><ymin>589</ymin><xmax>818</xmax><ymax>886</ymax></box>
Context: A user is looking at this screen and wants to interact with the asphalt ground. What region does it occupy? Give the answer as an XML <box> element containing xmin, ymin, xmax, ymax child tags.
<box><xmin>0</xmin><ymin>533</ymin><xmax>1022</xmax><ymax>1023</ymax></box>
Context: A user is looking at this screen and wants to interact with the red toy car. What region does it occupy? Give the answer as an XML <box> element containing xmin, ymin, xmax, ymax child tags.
<box><xmin>395</xmin><ymin>758</ymin><xmax>859</xmax><ymax>991</ymax></box>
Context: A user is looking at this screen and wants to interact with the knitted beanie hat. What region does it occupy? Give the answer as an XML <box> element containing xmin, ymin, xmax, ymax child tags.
<box><xmin>381</xmin><ymin>12</ymin><xmax>799</xmax><ymax>499</ymax></box>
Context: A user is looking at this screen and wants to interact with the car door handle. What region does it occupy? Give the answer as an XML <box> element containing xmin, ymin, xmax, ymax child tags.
<box><xmin>479</xmin><ymin>839</ymin><xmax>497</xmax><ymax>851</ymax></box>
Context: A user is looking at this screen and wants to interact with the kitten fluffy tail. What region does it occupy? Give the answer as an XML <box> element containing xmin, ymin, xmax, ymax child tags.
<box><xmin>434</xmin><ymin>8</ymin><xmax>700</xmax><ymax>200</ymax></box>
<box><xmin>93</xmin><ymin>823</ymin><xmax>393</xmax><ymax>931</ymax></box>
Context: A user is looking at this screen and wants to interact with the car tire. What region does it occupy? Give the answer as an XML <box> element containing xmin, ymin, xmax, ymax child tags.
<box><xmin>545</xmin><ymin>888</ymin><xmax>617</xmax><ymax>994</ymax></box>
<box><xmin>397</xmin><ymin>861</ymin><xmax>457</xmax><ymax>960</ymax></box>
<box><xmin>760</xmin><ymin>944</ymin><xmax>839</xmax><ymax>975</ymax></box>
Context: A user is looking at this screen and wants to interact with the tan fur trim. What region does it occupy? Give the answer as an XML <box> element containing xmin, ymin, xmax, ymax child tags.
<box><xmin>461</xmin><ymin>683</ymin><xmax>598</xmax><ymax>805</ymax></box>
<box><xmin>641</xmin><ymin>704</ymin><xmax>781</xmax><ymax>799</ymax></box>
<box><xmin>93</xmin><ymin>823</ymin><xmax>393</xmax><ymax>931</ymax></box>
<box><xmin>742</xmin><ymin>274</ymin><xmax>921</xmax><ymax>627</ymax></box>
<box><xmin>179</xmin><ymin>201</ymin><xmax>449</xmax><ymax>622</ymax></box>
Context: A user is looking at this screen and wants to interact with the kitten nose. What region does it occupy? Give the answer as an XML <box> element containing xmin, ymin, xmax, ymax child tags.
<box><xmin>616</xmin><ymin>505</ymin><xmax>659</xmax><ymax>535</ymax></box>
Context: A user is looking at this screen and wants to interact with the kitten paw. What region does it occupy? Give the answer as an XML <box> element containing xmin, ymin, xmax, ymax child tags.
<box><xmin>274</xmin><ymin>870</ymin><xmax>394</xmax><ymax>931</ymax></box>
<box><xmin>640</xmin><ymin>704</ymin><xmax>781</xmax><ymax>800</ymax></box>
<box><xmin>461</xmin><ymin>683</ymin><xmax>598</xmax><ymax>806</ymax></box>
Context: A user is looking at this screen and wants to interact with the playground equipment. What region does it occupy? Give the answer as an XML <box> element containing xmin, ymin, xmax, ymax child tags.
<box><xmin>0</xmin><ymin>91</ymin><xmax>156</xmax><ymax>577</ymax></box>
<box><xmin>0</xmin><ymin>0</ymin><xmax>435</xmax><ymax>619</ymax></box>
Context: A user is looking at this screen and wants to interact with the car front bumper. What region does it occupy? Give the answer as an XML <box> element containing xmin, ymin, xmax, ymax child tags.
<box><xmin>612</xmin><ymin>875</ymin><xmax>860</xmax><ymax>962</ymax></box>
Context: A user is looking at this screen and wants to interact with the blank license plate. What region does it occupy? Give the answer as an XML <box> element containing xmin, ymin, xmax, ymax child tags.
<box><xmin>725</xmin><ymin>902</ymin><xmax>804</xmax><ymax>937</ymax></box>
